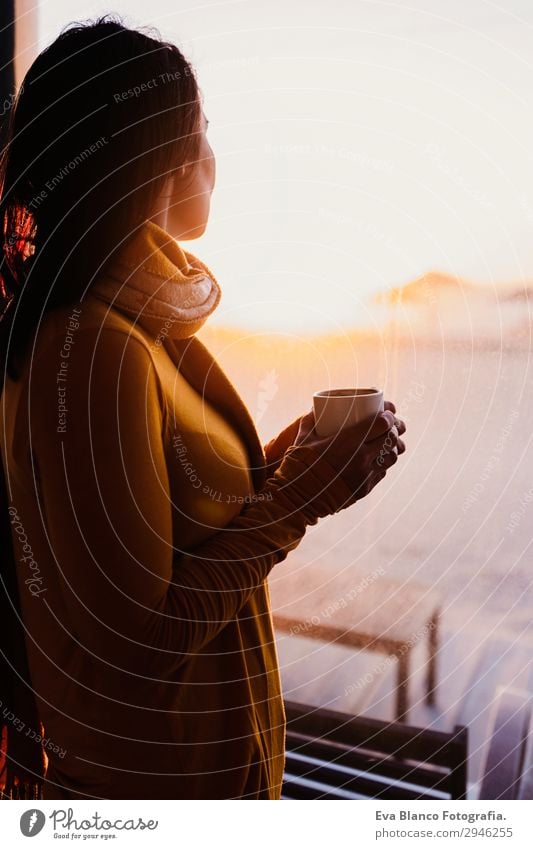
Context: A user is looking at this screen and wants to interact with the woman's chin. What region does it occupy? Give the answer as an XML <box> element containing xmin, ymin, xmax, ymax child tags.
<box><xmin>176</xmin><ymin>221</ymin><xmax>209</xmax><ymax>241</ymax></box>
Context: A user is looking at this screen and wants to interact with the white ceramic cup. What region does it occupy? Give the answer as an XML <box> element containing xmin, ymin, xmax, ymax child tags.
<box><xmin>312</xmin><ymin>387</ymin><xmax>384</xmax><ymax>437</ymax></box>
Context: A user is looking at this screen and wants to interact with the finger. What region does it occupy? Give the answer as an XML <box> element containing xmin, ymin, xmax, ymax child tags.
<box><xmin>287</xmin><ymin>413</ymin><xmax>308</xmax><ymax>439</ymax></box>
<box><xmin>397</xmin><ymin>437</ymin><xmax>406</xmax><ymax>455</ymax></box>
<box><xmin>384</xmin><ymin>400</ymin><xmax>396</xmax><ymax>414</ymax></box>
<box><xmin>368</xmin><ymin>427</ymin><xmax>398</xmax><ymax>457</ymax></box>
<box><xmin>295</xmin><ymin>410</ymin><xmax>317</xmax><ymax>441</ymax></box>
<box><xmin>393</xmin><ymin>415</ymin><xmax>406</xmax><ymax>436</ymax></box>
<box><xmin>375</xmin><ymin>449</ymin><xmax>398</xmax><ymax>470</ymax></box>
<box><xmin>363</xmin><ymin>410</ymin><xmax>396</xmax><ymax>442</ymax></box>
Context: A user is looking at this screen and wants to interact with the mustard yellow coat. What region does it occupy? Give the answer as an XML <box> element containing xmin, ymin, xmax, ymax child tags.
<box><xmin>0</xmin><ymin>221</ymin><xmax>351</xmax><ymax>799</ymax></box>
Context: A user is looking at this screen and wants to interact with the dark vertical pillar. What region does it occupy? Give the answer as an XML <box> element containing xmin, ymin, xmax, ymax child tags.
<box><xmin>396</xmin><ymin>650</ymin><xmax>410</xmax><ymax>722</ymax></box>
<box><xmin>0</xmin><ymin>0</ymin><xmax>16</xmax><ymax>149</ymax></box>
<box><xmin>426</xmin><ymin>609</ymin><xmax>439</xmax><ymax>705</ymax></box>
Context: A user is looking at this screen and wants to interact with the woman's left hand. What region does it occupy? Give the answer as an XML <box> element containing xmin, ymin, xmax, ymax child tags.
<box><xmin>384</xmin><ymin>400</ymin><xmax>407</xmax><ymax>455</ymax></box>
<box><xmin>263</xmin><ymin>400</ymin><xmax>406</xmax><ymax>475</ymax></box>
<box><xmin>263</xmin><ymin>415</ymin><xmax>304</xmax><ymax>476</ymax></box>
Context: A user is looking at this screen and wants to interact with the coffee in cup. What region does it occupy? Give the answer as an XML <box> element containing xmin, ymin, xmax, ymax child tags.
<box><xmin>312</xmin><ymin>387</ymin><xmax>384</xmax><ymax>437</ymax></box>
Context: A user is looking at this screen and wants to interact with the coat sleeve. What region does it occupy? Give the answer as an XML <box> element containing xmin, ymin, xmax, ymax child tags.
<box><xmin>31</xmin><ymin>326</ymin><xmax>353</xmax><ymax>678</ymax></box>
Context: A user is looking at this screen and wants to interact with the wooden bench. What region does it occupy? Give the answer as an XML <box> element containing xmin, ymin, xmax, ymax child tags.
<box><xmin>478</xmin><ymin>687</ymin><xmax>532</xmax><ymax>800</ymax></box>
<box><xmin>271</xmin><ymin>577</ymin><xmax>441</xmax><ymax>721</ymax></box>
<box><xmin>282</xmin><ymin>699</ymin><xmax>468</xmax><ymax>800</ymax></box>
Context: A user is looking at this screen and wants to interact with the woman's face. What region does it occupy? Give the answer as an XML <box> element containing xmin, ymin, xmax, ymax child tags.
<box><xmin>150</xmin><ymin>111</ymin><xmax>215</xmax><ymax>240</ymax></box>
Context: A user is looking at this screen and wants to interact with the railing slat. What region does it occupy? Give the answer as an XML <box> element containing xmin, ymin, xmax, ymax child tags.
<box><xmin>283</xmin><ymin>699</ymin><xmax>468</xmax><ymax>800</ymax></box>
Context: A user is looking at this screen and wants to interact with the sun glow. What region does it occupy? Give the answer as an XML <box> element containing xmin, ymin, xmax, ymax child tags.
<box><xmin>38</xmin><ymin>0</ymin><xmax>533</xmax><ymax>332</ymax></box>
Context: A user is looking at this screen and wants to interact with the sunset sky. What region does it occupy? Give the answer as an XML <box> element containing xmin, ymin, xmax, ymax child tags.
<box><xmin>35</xmin><ymin>0</ymin><xmax>533</xmax><ymax>332</ymax></box>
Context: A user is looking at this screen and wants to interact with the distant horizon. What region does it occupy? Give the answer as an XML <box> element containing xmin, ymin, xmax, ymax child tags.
<box><xmin>203</xmin><ymin>266</ymin><xmax>533</xmax><ymax>334</ymax></box>
<box><xmin>37</xmin><ymin>1</ymin><xmax>533</xmax><ymax>332</ymax></box>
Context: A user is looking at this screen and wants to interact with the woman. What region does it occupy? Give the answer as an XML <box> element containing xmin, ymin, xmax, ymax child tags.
<box><xmin>0</xmin><ymin>17</ymin><xmax>405</xmax><ymax>800</ymax></box>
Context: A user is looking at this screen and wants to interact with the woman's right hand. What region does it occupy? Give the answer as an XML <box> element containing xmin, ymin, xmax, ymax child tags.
<box><xmin>280</xmin><ymin>404</ymin><xmax>406</xmax><ymax>515</ymax></box>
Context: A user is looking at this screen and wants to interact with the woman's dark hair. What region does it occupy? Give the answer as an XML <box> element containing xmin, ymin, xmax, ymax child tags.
<box><xmin>0</xmin><ymin>13</ymin><xmax>202</xmax><ymax>381</ymax></box>
<box><xmin>0</xmin><ymin>14</ymin><xmax>202</xmax><ymax>798</ymax></box>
